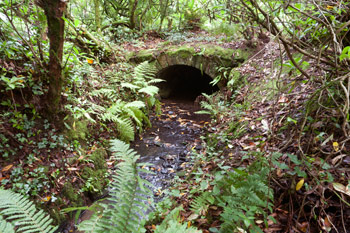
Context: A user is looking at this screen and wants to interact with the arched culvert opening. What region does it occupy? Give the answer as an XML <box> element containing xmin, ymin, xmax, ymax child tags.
<box><xmin>157</xmin><ymin>65</ymin><xmax>219</xmax><ymax>101</ymax></box>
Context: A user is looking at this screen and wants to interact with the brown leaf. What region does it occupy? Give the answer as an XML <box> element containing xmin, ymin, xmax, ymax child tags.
<box><xmin>2</xmin><ymin>164</ymin><xmax>13</xmax><ymax>172</ymax></box>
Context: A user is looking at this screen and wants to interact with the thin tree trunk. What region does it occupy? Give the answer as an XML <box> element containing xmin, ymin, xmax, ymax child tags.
<box><xmin>129</xmin><ymin>0</ymin><xmax>138</xmax><ymax>29</ymax></box>
<box><xmin>37</xmin><ymin>0</ymin><xmax>67</xmax><ymax>116</ymax></box>
<box><xmin>94</xmin><ymin>0</ymin><xmax>101</xmax><ymax>32</ymax></box>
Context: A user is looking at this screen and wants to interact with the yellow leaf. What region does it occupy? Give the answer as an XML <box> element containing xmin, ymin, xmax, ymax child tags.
<box><xmin>296</xmin><ymin>178</ymin><xmax>304</xmax><ymax>191</ymax></box>
<box><xmin>187</xmin><ymin>221</ymin><xmax>191</xmax><ymax>228</ymax></box>
<box><xmin>326</xmin><ymin>5</ymin><xmax>334</xmax><ymax>10</ymax></box>
<box><xmin>86</xmin><ymin>58</ymin><xmax>94</xmax><ymax>64</ymax></box>
<box><xmin>2</xmin><ymin>164</ymin><xmax>13</xmax><ymax>172</ymax></box>
<box><xmin>333</xmin><ymin>141</ymin><xmax>339</xmax><ymax>152</ymax></box>
<box><xmin>41</xmin><ymin>196</ymin><xmax>51</xmax><ymax>202</ymax></box>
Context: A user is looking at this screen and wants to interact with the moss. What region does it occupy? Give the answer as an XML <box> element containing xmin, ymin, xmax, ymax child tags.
<box><xmin>129</xmin><ymin>43</ymin><xmax>253</xmax><ymax>69</ymax></box>
<box><xmin>81</xmin><ymin>167</ymin><xmax>107</xmax><ymax>198</ymax></box>
<box><xmin>65</xmin><ymin>118</ymin><xmax>89</xmax><ymax>142</ymax></box>
<box><xmin>89</xmin><ymin>148</ymin><xmax>107</xmax><ymax>170</ymax></box>
<box><xmin>78</xmin><ymin>148</ymin><xmax>108</xmax><ymax>197</ymax></box>
<box><xmin>128</xmin><ymin>49</ymin><xmax>157</xmax><ymax>63</ymax></box>
<box><xmin>62</xmin><ymin>182</ymin><xmax>83</xmax><ymax>207</ymax></box>
<box><xmin>166</xmin><ymin>45</ymin><xmax>195</xmax><ymax>59</ymax></box>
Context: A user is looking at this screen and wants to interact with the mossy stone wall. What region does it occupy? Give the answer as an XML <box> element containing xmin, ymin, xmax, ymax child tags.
<box><xmin>128</xmin><ymin>43</ymin><xmax>251</xmax><ymax>88</ymax></box>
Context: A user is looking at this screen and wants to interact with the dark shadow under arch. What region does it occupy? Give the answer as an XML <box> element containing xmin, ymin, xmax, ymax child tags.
<box><xmin>157</xmin><ymin>65</ymin><xmax>219</xmax><ymax>101</ymax></box>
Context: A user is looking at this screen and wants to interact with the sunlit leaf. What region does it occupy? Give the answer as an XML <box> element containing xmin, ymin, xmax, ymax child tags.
<box><xmin>296</xmin><ymin>178</ymin><xmax>304</xmax><ymax>191</ymax></box>
<box><xmin>333</xmin><ymin>141</ymin><xmax>339</xmax><ymax>152</ymax></box>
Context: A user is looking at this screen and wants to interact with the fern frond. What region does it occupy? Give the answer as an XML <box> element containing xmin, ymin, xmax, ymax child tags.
<box><xmin>0</xmin><ymin>216</ymin><xmax>15</xmax><ymax>233</ymax></box>
<box><xmin>138</xmin><ymin>86</ymin><xmax>159</xmax><ymax>96</ymax></box>
<box><xmin>0</xmin><ymin>188</ymin><xmax>57</xmax><ymax>233</ymax></box>
<box><xmin>124</xmin><ymin>101</ymin><xmax>146</xmax><ymax>109</ymax></box>
<box><xmin>91</xmin><ymin>88</ymin><xmax>118</xmax><ymax>101</ymax></box>
<box><xmin>190</xmin><ymin>192</ymin><xmax>215</xmax><ymax>215</ymax></box>
<box><xmin>121</xmin><ymin>82</ymin><xmax>139</xmax><ymax>90</ymax></box>
<box><xmin>147</xmin><ymin>78</ymin><xmax>165</xmax><ymax>84</ymax></box>
<box><xmin>77</xmin><ymin>211</ymin><xmax>105</xmax><ymax>233</ymax></box>
<box><xmin>78</xmin><ymin>139</ymin><xmax>153</xmax><ymax>233</ymax></box>
<box><xmin>154</xmin><ymin>207</ymin><xmax>201</xmax><ymax>233</ymax></box>
<box><xmin>134</xmin><ymin>61</ymin><xmax>157</xmax><ymax>80</ymax></box>
<box><xmin>116</xmin><ymin>117</ymin><xmax>135</xmax><ymax>142</ymax></box>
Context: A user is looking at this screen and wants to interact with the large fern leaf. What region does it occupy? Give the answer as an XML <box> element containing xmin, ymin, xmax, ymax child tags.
<box><xmin>77</xmin><ymin>139</ymin><xmax>153</xmax><ymax>233</ymax></box>
<box><xmin>0</xmin><ymin>188</ymin><xmax>57</xmax><ymax>233</ymax></box>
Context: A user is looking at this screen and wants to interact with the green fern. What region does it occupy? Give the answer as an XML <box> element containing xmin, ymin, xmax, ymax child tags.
<box><xmin>190</xmin><ymin>192</ymin><xmax>215</xmax><ymax>216</ymax></box>
<box><xmin>154</xmin><ymin>207</ymin><xmax>201</xmax><ymax>233</ymax></box>
<box><xmin>215</xmin><ymin>156</ymin><xmax>273</xmax><ymax>232</ymax></box>
<box><xmin>0</xmin><ymin>188</ymin><xmax>57</xmax><ymax>233</ymax></box>
<box><xmin>138</xmin><ymin>86</ymin><xmax>159</xmax><ymax>96</ymax></box>
<box><xmin>116</xmin><ymin>117</ymin><xmax>135</xmax><ymax>142</ymax></box>
<box><xmin>91</xmin><ymin>88</ymin><xmax>118</xmax><ymax>101</ymax></box>
<box><xmin>0</xmin><ymin>216</ymin><xmax>15</xmax><ymax>233</ymax></box>
<box><xmin>195</xmin><ymin>93</ymin><xmax>219</xmax><ymax>116</ymax></box>
<box><xmin>134</xmin><ymin>61</ymin><xmax>158</xmax><ymax>80</ymax></box>
<box><xmin>77</xmin><ymin>139</ymin><xmax>153</xmax><ymax>233</ymax></box>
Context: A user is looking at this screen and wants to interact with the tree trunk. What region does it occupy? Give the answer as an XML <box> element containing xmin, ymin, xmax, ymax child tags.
<box><xmin>37</xmin><ymin>0</ymin><xmax>67</xmax><ymax>116</ymax></box>
<box><xmin>129</xmin><ymin>0</ymin><xmax>138</xmax><ymax>29</ymax></box>
<box><xmin>94</xmin><ymin>0</ymin><xmax>101</xmax><ymax>32</ymax></box>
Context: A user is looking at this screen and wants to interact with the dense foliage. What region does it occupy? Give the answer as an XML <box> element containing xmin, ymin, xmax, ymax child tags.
<box><xmin>1</xmin><ymin>0</ymin><xmax>350</xmax><ymax>232</ymax></box>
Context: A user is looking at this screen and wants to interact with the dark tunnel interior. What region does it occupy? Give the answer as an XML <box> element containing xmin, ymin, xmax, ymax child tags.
<box><xmin>156</xmin><ymin>65</ymin><xmax>219</xmax><ymax>101</ymax></box>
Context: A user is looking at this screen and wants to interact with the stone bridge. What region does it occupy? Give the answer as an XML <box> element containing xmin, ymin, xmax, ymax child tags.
<box><xmin>127</xmin><ymin>43</ymin><xmax>252</xmax><ymax>99</ymax></box>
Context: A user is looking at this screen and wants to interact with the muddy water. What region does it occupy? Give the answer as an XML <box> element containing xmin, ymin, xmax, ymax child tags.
<box><xmin>60</xmin><ymin>99</ymin><xmax>209</xmax><ymax>232</ymax></box>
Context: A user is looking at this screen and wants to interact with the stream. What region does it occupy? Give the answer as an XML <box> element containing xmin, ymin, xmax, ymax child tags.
<box><xmin>134</xmin><ymin>99</ymin><xmax>209</xmax><ymax>200</ymax></box>
<box><xmin>60</xmin><ymin>98</ymin><xmax>210</xmax><ymax>232</ymax></box>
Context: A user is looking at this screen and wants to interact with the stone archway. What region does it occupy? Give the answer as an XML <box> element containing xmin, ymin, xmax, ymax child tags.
<box><xmin>128</xmin><ymin>43</ymin><xmax>252</xmax><ymax>90</ymax></box>
<box><xmin>157</xmin><ymin>65</ymin><xmax>219</xmax><ymax>100</ymax></box>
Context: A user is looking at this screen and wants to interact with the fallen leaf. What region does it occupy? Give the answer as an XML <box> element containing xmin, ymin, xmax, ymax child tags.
<box><xmin>187</xmin><ymin>213</ymin><xmax>199</xmax><ymax>221</ymax></box>
<box><xmin>333</xmin><ymin>141</ymin><xmax>339</xmax><ymax>152</ymax></box>
<box><xmin>296</xmin><ymin>178</ymin><xmax>304</xmax><ymax>191</ymax></box>
<box><xmin>41</xmin><ymin>196</ymin><xmax>51</xmax><ymax>202</ymax></box>
<box><xmin>187</xmin><ymin>221</ymin><xmax>191</xmax><ymax>228</ymax></box>
<box><xmin>2</xmin><ymin>164</ymin><xmax>13</xmax><ymax>172</ymax></box>
<box><xmin>255</xmin><ymin>220</ymin><xmax>264</xmax><ymax>224</ymax></box>
<box><xmin>331</xmin><ymin>154</ymin><xmax>347</xmax><ymax>165</ymax></box>
<box><xmin>333</xmin><ymin>183</ymin><xmax>350</xmax><ymax>196</ymax></box>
